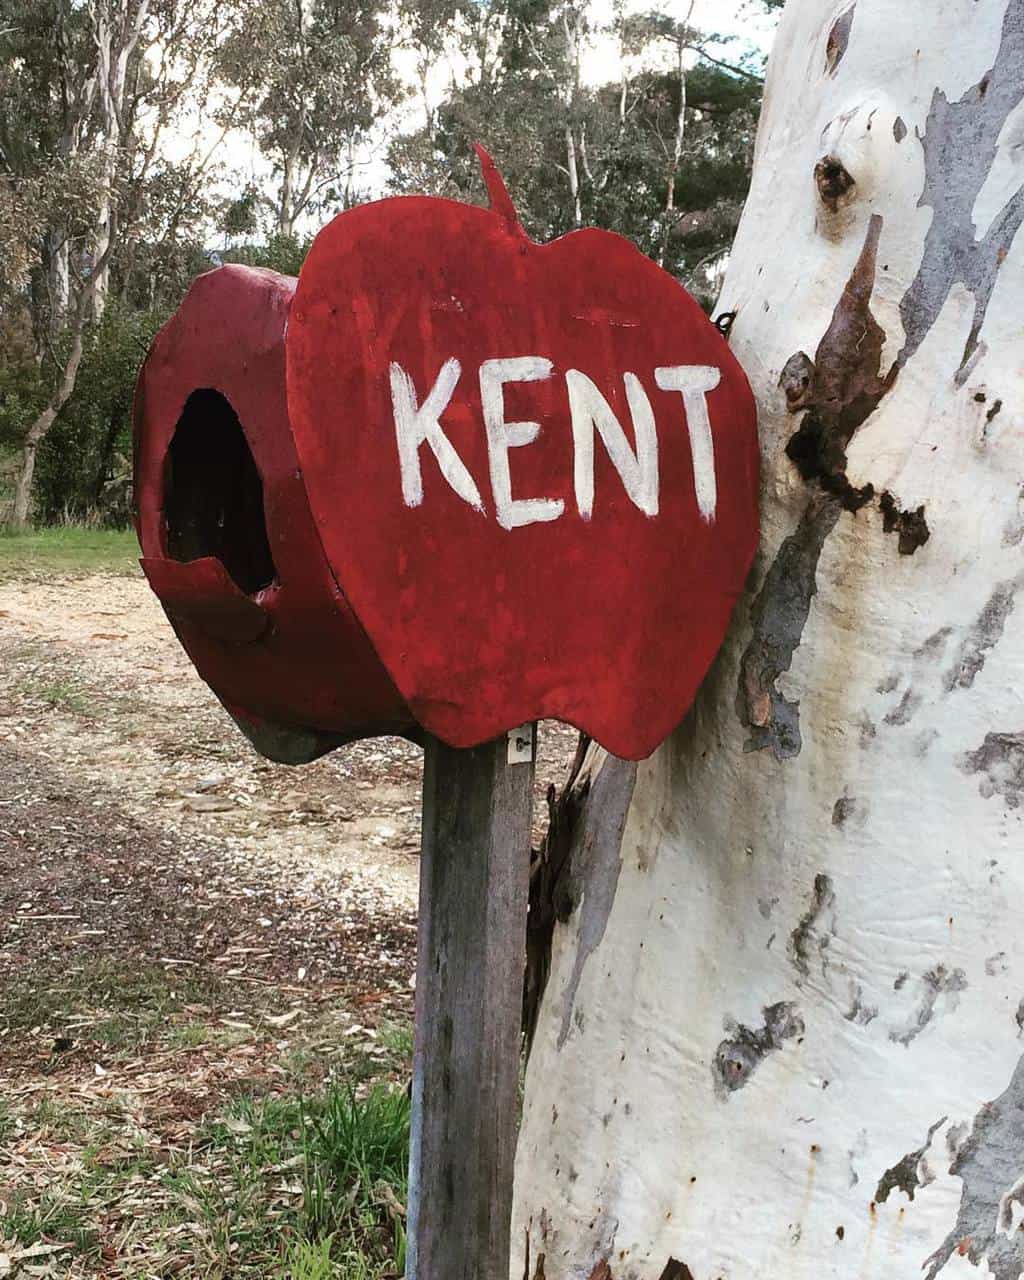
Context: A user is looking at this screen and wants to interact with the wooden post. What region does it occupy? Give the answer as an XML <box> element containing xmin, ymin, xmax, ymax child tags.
<box><xmin>407</xmin><ymin>725</ymin><xmax>536</xmax><ymax>1280</ymax></box>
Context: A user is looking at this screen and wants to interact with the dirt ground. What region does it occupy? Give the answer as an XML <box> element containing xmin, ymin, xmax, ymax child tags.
<box><xmin>0</xmin><ymin>567</ymin><xmax>578</xmax><ymax>1276</ymax></box>
<box><xmin>0</xmin><ymin>573</ymin><xmax>576</xmax><ymax>906</ymax></box>
<box><xmin>0</xmin><ymin>570</ymin><xmax>579</xmax><ymax>1046</ymax></box>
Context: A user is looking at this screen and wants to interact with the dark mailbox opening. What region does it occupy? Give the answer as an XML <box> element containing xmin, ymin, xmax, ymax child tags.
<box><xmin>164</xmin><ymin>388</ymin><xmax>277</xmax><ymax>596</ymax></box>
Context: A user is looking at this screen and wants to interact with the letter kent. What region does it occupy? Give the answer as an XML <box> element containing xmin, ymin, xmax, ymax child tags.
<box><xmin>390</xmin><ymin>357</ymin><xmax>722</xmax><ymax>529</ymax></box>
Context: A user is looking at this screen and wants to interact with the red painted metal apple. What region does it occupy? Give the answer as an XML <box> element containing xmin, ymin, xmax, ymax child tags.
<box><xmin>285</xmin><ymin>147</ymin><xmax>759</xmax><ymax>760</ymax></box>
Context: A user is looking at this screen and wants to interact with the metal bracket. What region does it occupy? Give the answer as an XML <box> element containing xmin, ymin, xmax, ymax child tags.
<box><xmin>507</xmin><ymin>724</ymin><xmax>534</xmax><ymax>764</ymax></box>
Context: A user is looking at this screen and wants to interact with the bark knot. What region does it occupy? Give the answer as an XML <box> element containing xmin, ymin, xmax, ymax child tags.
<box><xmin>713</xmin><ymin>1002</ymin><xmax>804</xmax><ymax>1096</ymax></box>
<box><xmin>815</xmin><ymin>155</ymin><xmax>856</xmax><ymax>210</ymax></box>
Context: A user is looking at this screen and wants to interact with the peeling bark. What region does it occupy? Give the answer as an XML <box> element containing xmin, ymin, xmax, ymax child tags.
<box><xmin>782</xmin><ymin>212</ymin><xmax>892</xmax><ymax>501</ymax></box>
<box><xmin>552</xmin><ymin>755</ymin><xmax>637</xmax><ymax>1051</ymax></box>
<box><xmin>899</xmin><ymin>0</ymin><xmax>1024</xmax><ymax>375</ymax></box>
<box><xmin>889</xmin><ymin>964</ymin><xmax>968</xmax><ymax>1047</ymax></box>
<box><xmin>959</xmin><ymin>731</ymin><xmax>1024</xmax><ymax>808</ymax></box>
<box><xmin>712</xmin><ymin>1002</ymin><xmax>804</xmax><ymax>1095</ymax></box>
<box><xmin>945</xmin><ymin>576</ymin><xmax>1022</xmax><ymax>691</ymax></box>
<box><xmin>825</xmin><ymin>7</ymin><xmax>855</xmax><ymax>75</ymax></box>
<box><xmin>879</xmin><ymin>491</ymin><xmax>931</xmax><ymax>555</ymax></box>
<box><xmin>925</xmin><ymin>1056</ymin><xmax>1024</xmax><ymax>1280</ymax></box>
<box><xmin>845</xmin><ymin>982</ymin><xmax>878</xmax><ymax>1025</ymax></box>
<box><xmin>738</xmin><ymin>214</ymin><xmax>896</xmax><ymax>757</ymax></box>
<box><xmin>788</xmin><ymin>873</ymin><xmax>836</xmax><ymax>981</ymax></box>
<box><xmin>524</xmin><ymin>733</ymin><xmax>591</xmax><ymax>1052</ymax></box>
<box><xmin>657</xmin><ymin>1263</ymin><xmax>694</xmax><ymax>1280</ymax></box>
<box><xmin>737</xmin><ymin>496</ymin><xmax>841</xmax><ymax>758</ymax></box>
<box><xmin>875</xmin><ymin>1116</ymin><xmax>947</xmax><ymax>1203</ymax></box>
<box><xmin>831</xmin><ymin>793</ymin><xmax>865</xmax><ymax>826</ymax></box>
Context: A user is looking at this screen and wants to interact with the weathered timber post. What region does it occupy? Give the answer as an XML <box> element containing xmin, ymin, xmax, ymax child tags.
<box><xmin>407</xmin><ymin>727</ymin><xmax>536</xmax><ymax>1279</ymax></box>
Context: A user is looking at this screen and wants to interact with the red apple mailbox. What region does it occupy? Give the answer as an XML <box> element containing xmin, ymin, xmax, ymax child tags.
<box><xmin>135</xmin><ymin>149</ymin><xmax>759</xmax><ymax>762</ymax></box>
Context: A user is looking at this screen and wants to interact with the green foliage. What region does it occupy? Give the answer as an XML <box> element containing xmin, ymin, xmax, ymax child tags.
<box><xmin>22</xmin><ymin>304</ymin><xmax>169</xmax><ymax>525</ymax></box>
<box><xmin>222</xmin><ymin>184</ymin><xmax>265</xmax><ymax>240</ymax></box>
<box><xmin>0</xmin><ymin>0</ymin><xmax>210</xmax><ymax>320</ymax></box>
<box><xmin>216</xmin><ymin>0</ymin><xmax>402</xmax><ymax>233</ymax></box>
<box><xmin>224</xmin><ymin>233</ymin><xmax>312</xmax><ymax>278</ymax></box>
<box><xmin>388</xmin><ymin>1</ymin><xmax>764</xmax><ymax>306</ymax></box>
<box><xmin>0</xmin><ymin>1</ymin><xmax>106</xmax><ymax>305</ymax></box>
<box><xmin>0</xmin><ymin>348</ymin><xmax>49</xmax><ymax>455</ymax></box>
<box><xmin>0</xmin><ymin>302</ymin><xmax>173</xmax><ymax>529</ymax></box>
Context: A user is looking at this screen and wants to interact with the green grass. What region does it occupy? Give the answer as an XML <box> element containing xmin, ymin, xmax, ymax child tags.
<box><xmin>0</xmin><ymin>1098</ymin><xmax>15</xmax><ymax>1142</ymax></box>
<box><xmin>21</xmin><ymin>676</ymin><xmax>96</xmax><ymax>715</ymax></box>
<box><xmin>0</xmin><ymin>1115</ymin><xmax>158</xmax><ymax>1258</ymax></box>
<box><xmin>284</xmin><ymin>1019</ymin><xmax>414</xmax><ymax>1092</ymax></box>
<box><xmin>0</xmin><ymin>957</ymin><xmax>230</xmax><ymax>1051</ymax></box>
<box><xmin>0</xmin><ymin>1091</ymin><xmax>411</xmax><ymax>1278</ymax></box>
<box><xmin>1</xmin><ymin>1073</ymin><xmax>410</xmax><ymax>1278</ymax></box>
<box><xmin>1</xmin><ymin>1198</ymin><xmax>103</xmax><ymax>1260</ymax></box>
<box><xmin>0</xmin><ymin>956</ymin><xmax>412</xmax><ymax>1276</ymax></box>
<box><xmin>165</xmin><ymin>1020</ymin><xmax>237</xmax><ymax>1050</ymax></box>
<box><xmin>286</xmin><ymin>1238</ymin><xmax>340</xmax><ymax>1280</ymax></box>
<box><xmin>0</xmin><ymin>525</ymin><xmax>139</xmax><ymax>581</ymax></box>
<box><xmin>298</xmin><ymin>1083</ymin><xmax>409</xmax><ymax>1257</ymax></box>
<box><xmin>27</xmin><ymin>1096</ymin><xmax>93</xmax><ymax>1142</ymax></box>
<box><xmin>376</xmin><ymin>1023</ymin><xmax>414</xmax><ymax>1063</ymax></box>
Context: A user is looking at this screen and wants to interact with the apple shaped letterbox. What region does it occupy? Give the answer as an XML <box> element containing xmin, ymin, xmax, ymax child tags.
<box><xmin>135</xmin><ymin>148</ymin><xmax>759</xmax><ymax>762</ymax></box>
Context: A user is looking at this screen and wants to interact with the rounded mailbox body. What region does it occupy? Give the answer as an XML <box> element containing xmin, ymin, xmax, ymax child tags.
<box><xmin>133</xmin><ymin>264</ymin><xmax>416</xmax><ymax>762</ymax></box>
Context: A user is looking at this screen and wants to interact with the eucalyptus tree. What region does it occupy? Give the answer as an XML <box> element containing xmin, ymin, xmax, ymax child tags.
<box><xmin>390</xmin><ymin>1</ymin><xmax>762</xmax><ymax>300</ymax></box>
<box><xmin>0</xmin><ymin>0</ymin><xmax>228</xmax><ymax>526</ymax></box>
<box><xmin>217</xmin><ymin>0</ymin><xmax>401</xmax><ymax>236</ymax></box>
<box><xmin>514</xmin><ymin>2</ymin><xmax>1024</xmax><ymax>1278</ymax></box>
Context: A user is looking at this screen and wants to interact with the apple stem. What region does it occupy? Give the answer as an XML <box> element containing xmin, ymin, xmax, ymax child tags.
<box><xmin>473</xmin><ymin>143</ymin><xmax>523</xmax><ymax>234</ymax></box>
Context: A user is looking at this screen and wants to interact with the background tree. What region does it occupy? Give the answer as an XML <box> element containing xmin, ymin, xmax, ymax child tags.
<box><xmin>389</xmin><ymin>0</ymin><xmax>763</xmax><ymax>303</ymax></box>
<box><xmin>0</xmin><ymin>0</ymin><xmax>227</xmax><ymax>527</ymax></box>
<box><xmin>514</xmin><ymin>1</ymin><xmax>1024</xmax><ymax>1276</ymax></box>
<box><xmin>0</xmin><ymin>0</ymin><xmax>100</xmax><ymax>336</ymax></box>
<box><xmin>217</xmin><ymin>0</ymin><xmax>401</xmax><ymax>239</ymax></box>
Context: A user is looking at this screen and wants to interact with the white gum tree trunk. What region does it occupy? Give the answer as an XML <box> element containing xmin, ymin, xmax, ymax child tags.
<box><xmin>514</xmin><ymin>2</ymin><xmax>1024</xmax><ymax>1277</ymax></box>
